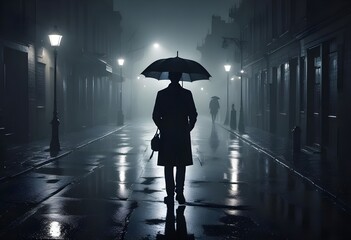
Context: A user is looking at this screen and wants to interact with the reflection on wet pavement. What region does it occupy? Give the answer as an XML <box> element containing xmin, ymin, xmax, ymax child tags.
<box><xmin>1</xmin><ymin>118</ymin><xmax>351</xmax><ymax>239</ymax></box>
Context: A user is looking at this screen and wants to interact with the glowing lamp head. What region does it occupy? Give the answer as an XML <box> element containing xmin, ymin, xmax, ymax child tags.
<box><xmin>118</xmin><ymin>58</ymin><xmax>125</xmax><ymax>66</ymax></box>
<box><xmin>224</xmin><ymin>64</ymin><xmax>231</xmax><ymax>72</ymax></box>
<box><xmin>48</xmin><ymin>26</ymin><xmax>62</xmax><ymax>47</ymax></box>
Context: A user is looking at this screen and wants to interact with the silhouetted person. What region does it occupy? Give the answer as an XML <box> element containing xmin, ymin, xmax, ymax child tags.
<box><xmin>153</xmin><ymin>72</ymin><xmax>197</xmax><ymax>205</ymax></box>
<box><xmin>209</xmin><ymin>97</ymin><xmax>220</xmax><ymax>123</ymax></box>
<box><xmin>230</xmin><ymin>104</ymin><xmax>237</xmax><ymax>130</ymax></box>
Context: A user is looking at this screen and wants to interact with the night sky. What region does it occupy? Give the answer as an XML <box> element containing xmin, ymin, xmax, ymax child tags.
<box><xmin>114</xmin><ymin>0</ymin><xmax>236</xmax><ymax>60</ymax></box>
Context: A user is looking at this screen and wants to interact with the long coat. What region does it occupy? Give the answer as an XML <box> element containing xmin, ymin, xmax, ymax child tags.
<box><xmin>152</xmin><ymin>82</ymin><xmax>197</xmax><ymax>166</ymax></box>
<box><xmin>209</xmin><ymin>99</ymin><xmax>220</xmax><ymax>114</ymax></box>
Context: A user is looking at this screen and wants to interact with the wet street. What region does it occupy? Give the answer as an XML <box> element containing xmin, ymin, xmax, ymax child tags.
<box><xmin>0</xmin><ymin>117</ymin><xmax>350</xmax><ymax>239</ymax></box>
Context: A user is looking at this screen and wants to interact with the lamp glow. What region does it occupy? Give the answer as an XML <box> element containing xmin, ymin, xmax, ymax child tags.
<box><xmin>118</xmin><ymin>58</ymin><xmax>125</xmax><ymax>66</ymax></box>
<box><xmin>224</xmin><ymin>64</ymin><xmax>231</xmax><ymax>72</ymax></box>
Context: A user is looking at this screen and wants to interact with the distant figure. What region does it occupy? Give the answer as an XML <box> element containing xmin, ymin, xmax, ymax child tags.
<box><xmin>209</xmin><ymin>96</ymin><xmax>220</xmax><ymax>123</ymax></box>
<box><xmin>152</xmin><ymin>71</ymin><xmax>198</xmax><ymax>205</ymax></box>
<box><xmin>230</xmin><ymin>104</ymin><xmax>237</xmax><ymax>130</ymax></box>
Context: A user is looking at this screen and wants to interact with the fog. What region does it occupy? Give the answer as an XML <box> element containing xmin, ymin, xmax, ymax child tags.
<box><xmin>114</xmin><ymin>0</ymin><xmax>237</xmax><ymax>121</ymax></box>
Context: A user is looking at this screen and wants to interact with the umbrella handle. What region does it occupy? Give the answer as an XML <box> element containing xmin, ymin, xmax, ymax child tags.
<box><xmin>149</xmin><ymin>150</ymin><xmax>155</xmax><ymax>159</ymax></box>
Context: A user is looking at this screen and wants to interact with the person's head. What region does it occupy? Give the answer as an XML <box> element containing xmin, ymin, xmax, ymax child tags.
<box><xmin>169</xmin><ymin>72</ymin><xmax>182</xmax><ymax>82</ymax></box>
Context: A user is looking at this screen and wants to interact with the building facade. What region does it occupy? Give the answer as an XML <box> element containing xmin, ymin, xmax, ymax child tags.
<box><xmin>0</xmin><ymin>0</ymin><xmax>122</xmax><ymax>147</ymax></box>
<box><xmin>198</xmin><ymin>0</ymin><xmax>351</xmax><ymax>162</ymax></box>
<box><xmin>231</xmin><ymin>0</ymin><xmax>351</xmax><ymax>161</ymax></box>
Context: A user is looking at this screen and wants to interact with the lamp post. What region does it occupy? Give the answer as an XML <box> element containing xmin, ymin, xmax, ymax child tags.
<box><xmin>238</xmin><ymin>69</ymin><xmax>245</xmax><ymax>133</ymax></box>
<box><xmin>222</xmin><ymin>37</ymin><xmax>245</xmax><ymax>133</ymax></box>
<box><xmin>48</xmin><ymin>27</ymin><xmax>62</xmax><ymax>153</ymax></box>
<box><xmin>117</xmin><ymin>58</ymin><xmax>125</xmax><ymax>125</ymax></box>
<box><xmin>224</xmin><ymin>64</ymin><xmax>231</xmax><ymax>125</ymax></box>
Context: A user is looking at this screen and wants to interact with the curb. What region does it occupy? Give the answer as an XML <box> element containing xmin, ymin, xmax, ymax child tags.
<box><xmin>0</xmin><ymin>125</ymin><xmax>127</xmax><ymax>183</ymax></box>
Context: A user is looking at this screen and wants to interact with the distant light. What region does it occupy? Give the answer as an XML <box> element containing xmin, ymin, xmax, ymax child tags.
<box><xmin>48</xmin><ymin>26</ymin><xmax>62</xmax><ymax>47</ymax></box>
<box><xmin>153</xmin><ymin>43</ymin><xmax>160</xmax><ymax>49</ymax></box>
<box><xmin>118</xmin><ymin>58</ymin><xmax>125</xmax><ymax>66</ymax></box>
<box><xmin>137</xmin><ymin>76</ymin><xmax>140</xmax><ymax>79</ymax></box>
<box><xmin>240</xmin><ymin>69</ymin><xmax>244</xmax><ymax>74</ymax></box>
<box><xmin>231</xmin><ymin>77</ymin><xmax>234</xmax><ymax>81</ymax></box>
<box><xmin>201</xmin><ymin>87</ymin><xmax>204</xmax><ymax>91</ymax></box>
<box><xmin>144</xmin><ymin>85</ymin><xmax>146</xmax><ymax>88</ymax></box>
<box><xmin>224</xmin><ymin>64</ymin><xmax>231</xmax><ymax>72</ymax></box>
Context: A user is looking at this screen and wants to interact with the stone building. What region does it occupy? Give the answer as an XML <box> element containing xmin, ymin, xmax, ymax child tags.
<box><xmin>198</xmin><ymin>0</ymin><xmax>351</xmax><ymax>161</ymax></box>
<box><xmin>0</xmin><ymin>0</ymin><xmax>122</xmax><ymax>146</ymax></box>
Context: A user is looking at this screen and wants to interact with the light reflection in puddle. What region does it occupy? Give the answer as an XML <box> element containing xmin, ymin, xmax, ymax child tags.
<box><xmin>118</xmin><ymin>166</ymin><xmax>128</xmax><ymax>182</ymax></box>
<box><xmin>115</xmin><ymin>146</ymin><xmax>133</xmax><ymax>154</ymax></box>
<box><xmin>118</xmin><ymin>142</ymin><xmax>129</xmax><ymax>147</ymax></box>
<box><xmin>49</xmin><ymin>221</ymin><xmax>61</xmax><ymax>238</ymax></box>
<box><xmin>225</xmin><ymin>198</ymin><xmax>241</xmax><ymax>206</ymax></box>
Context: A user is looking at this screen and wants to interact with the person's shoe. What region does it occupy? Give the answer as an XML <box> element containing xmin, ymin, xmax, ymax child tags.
<box><xmin>164</xmin><ymin>196</ymin><xmax>174</xmax><ymax>205</ymax></box>
<box><xmin>176</xmin><ymin>193</ymin><xmax>186</xmax><ymax>204</ymax></box>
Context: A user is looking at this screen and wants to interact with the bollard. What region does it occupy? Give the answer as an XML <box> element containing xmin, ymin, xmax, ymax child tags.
<box><xmin>292</xmin><ymin>126</ymin><xmax>301</xmax><ymax>153</ymax></box>
<box><xmin>230</xmin><ymin>104</ymin><xmax>237</xmax><ymax>130</ymax></box>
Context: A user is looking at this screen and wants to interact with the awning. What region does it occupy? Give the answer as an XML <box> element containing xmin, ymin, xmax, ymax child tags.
<box><xmin>75</xmin><ymin>52</ymin><xmax>112</xmax><ymax>77</ymax></box>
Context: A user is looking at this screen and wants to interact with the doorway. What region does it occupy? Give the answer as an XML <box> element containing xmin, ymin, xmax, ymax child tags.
<box><xmin>307</xmin><ymin>47</ymin><xmax>321</xmax><ymax>149</ymax></box>
<box><xmin>3</xmin><ymin>47</ymin><xmax>28</xmax><ymax>143</ymax></box>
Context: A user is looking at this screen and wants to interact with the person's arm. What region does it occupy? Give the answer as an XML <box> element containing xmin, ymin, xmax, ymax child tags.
<box><xmin>188</xmin><ymin>92</ymin><xmax>198</xmax><ymax>131</ymax></box>
<box><xmin>152</xmin><ymin>92</ymin><xmax>162</xmax><ymax>129</ymax></box>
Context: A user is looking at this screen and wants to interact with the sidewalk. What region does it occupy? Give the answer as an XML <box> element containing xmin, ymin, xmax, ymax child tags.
<box><xmin>1</xmin><ymin>119</ymin><xmax>350</xmax><ymax>214</ymax></box>
<box><xmin>0</xmin><ymin>124</ymin><xmax>125</xmax><ymax>182</ymax></box>
<box><xmin>221</xmin><ymin>124</ymin><xmax>351</xmax><ymax>214</ymax></box>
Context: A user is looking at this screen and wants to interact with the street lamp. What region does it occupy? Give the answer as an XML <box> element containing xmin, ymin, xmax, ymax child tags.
<box><xmin>222</xmin><ymin>37</ymin><xmax>246</xmax><ymax>133</ymax></box>
<box><xmin>117</xmin><ymin>58</ymin><xmax>125</xmax><ymax>126</ymax></box>
<box><xmin>224</xmin><ymin>64</ymin><xmax>231</xmax><ymax>125</ymax></box>
<box><xmin>238</xmin><ymin>69</ymin><xmax>245</xmax><ymax>133</ymax></box>
<box><xmin>48</xmin><ymin>26</ymin><xmax>62</xmax><ymax>153</ymax></box>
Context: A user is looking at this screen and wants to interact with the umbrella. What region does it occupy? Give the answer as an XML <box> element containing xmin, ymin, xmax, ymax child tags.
<box><xmin>211</xmin><ymin>96</ymin><xmax>220</xmax><ymax>99</ymax></box>
<box><xmin>141</xmin><ymin>52</ymin><xmax>211</xmax><ymax>81</ymax></box>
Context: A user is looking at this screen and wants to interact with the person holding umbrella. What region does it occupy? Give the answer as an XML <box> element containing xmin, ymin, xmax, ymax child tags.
<box><xmin>142</xmin><ymin>52</ymin><xmax>210</xmax><ymax>205</ymax></box>
<box><xmin>209</xmin><ymin>96</ymin><xmax>220</xmax><ymax>123</ymax></box>
<box><xmin>152</xmin><ymin>72</ymin><xmax>198</xmax><ymax>205</ymax></box>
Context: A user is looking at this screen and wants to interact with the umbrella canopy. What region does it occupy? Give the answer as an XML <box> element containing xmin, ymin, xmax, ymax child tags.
<box><xmin>141</xmin><ymin>52</ymin><xmax>211</xmax><ymax>81</ymax></box>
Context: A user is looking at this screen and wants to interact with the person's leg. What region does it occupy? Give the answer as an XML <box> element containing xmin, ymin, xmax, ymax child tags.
<box><xmin>175</xmin><ymin>166</ymin><xmax>186</xmax><ymax>204</ymax></box>
<box><xmin>164</xmin><ymin>166</ymin><xmax>175</xmax><ymax>203</ymax></box>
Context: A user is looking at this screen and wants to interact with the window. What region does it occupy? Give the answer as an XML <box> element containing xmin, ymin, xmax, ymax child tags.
<box><xmin>36</xmin><ymin>63</ymin><xmax>46</xmax><ymax>107</ymax></box>
<box><xmin>299</xmin><ymin>57</ymin><xmax>305</xmax><ymax>112</ymax></box>
<box><xmin>279</xmin><ymin>63</ymin><xmax>289</xmax><ymax>113</ymax></box>
<box><xmin>328</xmin><ymin>52</ymin><xmax>337</xmax><ymax>116</ymax></box>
